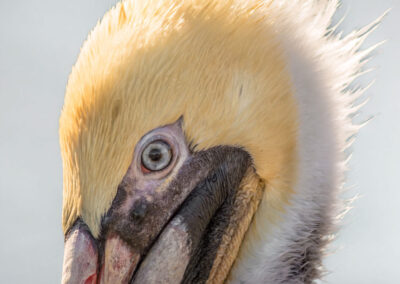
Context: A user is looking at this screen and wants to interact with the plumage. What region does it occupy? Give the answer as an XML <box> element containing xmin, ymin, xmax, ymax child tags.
<box><xmin>59</xmin><ymin>0</ymin><xmax>380</xmax><ymax>282</ymax></box>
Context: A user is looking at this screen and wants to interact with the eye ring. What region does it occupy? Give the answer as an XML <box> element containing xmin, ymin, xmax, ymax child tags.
<box><xmin>141</xmin><ymin>140</ymin><xmax>173</xmax><ymax>172</ymax></box>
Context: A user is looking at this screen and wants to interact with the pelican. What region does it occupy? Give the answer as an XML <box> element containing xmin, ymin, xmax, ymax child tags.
<box><xmin>59</xmin><ymin>0</ymin><xmax>379</xmax><ymax>283</ymax></box>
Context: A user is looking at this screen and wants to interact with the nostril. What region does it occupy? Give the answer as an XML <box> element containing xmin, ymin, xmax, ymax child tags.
<box><xmin>130</xmin><ymin>198</ymin><xmax>148</xmax><ymax>220</ymax></box>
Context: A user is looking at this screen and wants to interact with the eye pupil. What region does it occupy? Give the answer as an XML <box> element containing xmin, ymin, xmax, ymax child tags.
<box><xmin>149</xmin><ymin>148</ymin><xmax>162</xmax><ymax>161</ymax></box>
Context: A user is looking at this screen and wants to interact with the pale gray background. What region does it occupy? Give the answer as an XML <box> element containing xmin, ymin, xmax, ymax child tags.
<box><xmin>0</xmin><ymin>1</ymin><xmax>398</xmax><ymax>283</ymax></box>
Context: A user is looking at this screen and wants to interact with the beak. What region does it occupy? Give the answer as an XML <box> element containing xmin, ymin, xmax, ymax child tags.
<box><xmin>61</xmin><ymin>221</ymin><xmax>140</xmax><ymax>284</ymax></box>
<box><xmin>62</xmin><ymin>144</ymin><xmax>263</xmax><ymax>283</ymax></box>
<box><xmin>61</xmin><ymin>222</ymin><xmax>98</xmax><ymax>284</ymax></box>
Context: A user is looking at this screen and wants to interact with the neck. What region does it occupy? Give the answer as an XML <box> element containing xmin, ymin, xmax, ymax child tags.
<box><xmin>228</xmin><ymin>2</ymin><xmax>378</xmax><ymax>283</ymax></box>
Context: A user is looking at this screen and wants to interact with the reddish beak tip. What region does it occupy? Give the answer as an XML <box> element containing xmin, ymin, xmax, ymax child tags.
<box><xmin>84</xmin><ymin>274</ymin><xmax>97</xmax><ymax>284</ymax></box>
<box><xmin>62</xmin><ymin>226</ymin><xmax>140</xmax><ymax>284</ymax></box>
<box><xmin>61</xmin><ymin>227</ymin><xmax>98</xmax><ymax>284</ymax></box>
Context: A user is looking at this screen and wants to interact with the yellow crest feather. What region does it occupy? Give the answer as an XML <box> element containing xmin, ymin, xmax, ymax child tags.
<box><xmin>60</xmin><ymin>0</ymin><xmax>297</xmax><ymax>237</ymax></box>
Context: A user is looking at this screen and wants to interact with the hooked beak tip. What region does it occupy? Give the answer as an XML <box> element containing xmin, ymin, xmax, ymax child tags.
<box><xmin>62</xmin><ymin>225</ymin><xmax>140</xmax><ymax>284</ymax></box>
<box><xmin>62</xmin><ymin>226</ymin><xmax>98</xmax><ymax>284</ymax></box>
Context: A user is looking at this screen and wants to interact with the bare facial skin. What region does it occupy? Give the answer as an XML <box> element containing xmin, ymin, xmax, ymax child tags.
<box><xmin>62</xmin><ymin>119</ymin><xmax>264</xmax><ymax>284</ymax></box>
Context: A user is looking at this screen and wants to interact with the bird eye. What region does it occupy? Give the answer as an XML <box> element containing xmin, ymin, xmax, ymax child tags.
<box><xmin>141</xmin><ymin>140</ymin><xmax>172</xmax><ymax>172</ymax></box>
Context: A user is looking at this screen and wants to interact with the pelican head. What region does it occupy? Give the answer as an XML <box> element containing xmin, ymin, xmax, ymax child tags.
<box><xmin>59</xmin><ymin>0</ymin><xmax>378</xmax><ymax>283</ymax></box>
